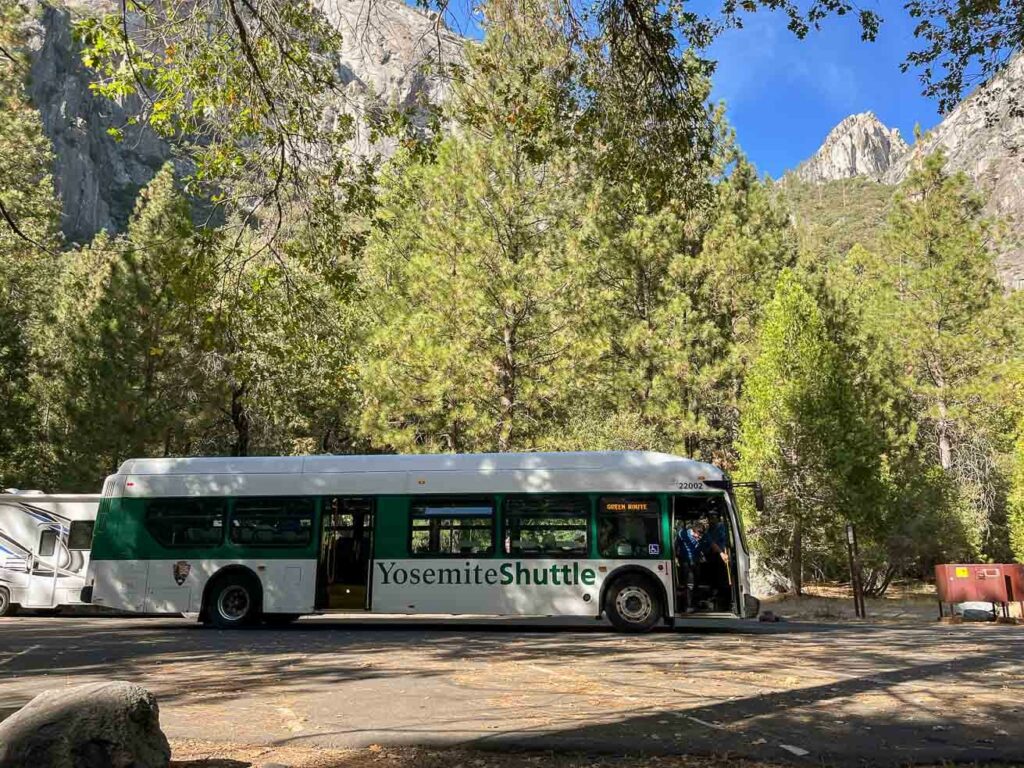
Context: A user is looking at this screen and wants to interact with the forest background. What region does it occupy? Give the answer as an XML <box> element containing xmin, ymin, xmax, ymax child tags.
<box><xmin>2</xmin><ymin>0</ymin><xmax>1023</xmax><ymax>593</ymax></box>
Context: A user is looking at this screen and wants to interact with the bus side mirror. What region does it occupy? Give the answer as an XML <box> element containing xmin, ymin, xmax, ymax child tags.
<box><xmin>727</xmin><ymin>480</ymin><xmax>766</xmax><ymax>514</ymax></box>
<box><xmin>753</xmin><ymin>484</ymin><xmax>765</xmax><ymax>513</ymax></box>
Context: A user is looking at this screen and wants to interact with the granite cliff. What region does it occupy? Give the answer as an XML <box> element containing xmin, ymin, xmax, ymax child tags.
<box><xmin>793</xmin><ymin>112</ymin><xmax>907</xmax><ymax>184</ymax></box>
<box><xmin>24</xmin><ymin>2</ymin><xmax>168</xmax><ymax>244</ymax></box>
<box><xmin>794</xmin><ymin>56</ymin><xmax>1024</xmax><ymax>288</ymax></box>
<box><xmin>21</xmin><ymin>0</ymin><xmax>462</xmax><ymax>243</ymax></box>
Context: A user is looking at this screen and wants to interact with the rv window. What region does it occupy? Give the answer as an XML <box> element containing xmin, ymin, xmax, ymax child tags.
<box><xmin>68</xmin><ymin>520</ymin><xmax>95</xmax><ymax>550</ymax></box>
<box><xmin>38</xmin><ymin>528</ymin><xmax>58</xmax><ymax>557</ymax></box>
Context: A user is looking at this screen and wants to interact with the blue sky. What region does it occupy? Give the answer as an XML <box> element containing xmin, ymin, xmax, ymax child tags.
<box><xmin>439</xmin><ymin>4</ymin><xmax>945</xmax><ymax>179</ymax></box>
<box><xmin>705</xmin><ymin>7</ymin><xmax>941</xmax><ymax>177</ymax></box>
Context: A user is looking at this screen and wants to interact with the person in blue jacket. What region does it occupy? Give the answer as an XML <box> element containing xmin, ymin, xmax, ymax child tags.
<box><xmin>675</xmin><ymin>522</ymin><xmax>705</xmax><ymax>613</ymax></box>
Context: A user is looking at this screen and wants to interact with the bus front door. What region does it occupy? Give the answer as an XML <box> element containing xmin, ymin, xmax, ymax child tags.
<box><xmin>318</xmin><ymin>497</ymin><xmax>374</xmax><ymax>610</ymax></box>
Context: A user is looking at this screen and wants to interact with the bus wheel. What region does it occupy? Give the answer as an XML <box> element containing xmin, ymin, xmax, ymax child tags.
<box><xmin>0</xmin><ymin>587</ymin><xmax>17</xmax><ymax>617</ymax></box>
<box><xmin>207</xmin><ymin>573</ymin><xmax>261</xmax><ymax>629</ymax></box>
<box><xmin>605</xmin><ymin>575</ymin><xmax>661</xmax><ymax>633</ymax></box>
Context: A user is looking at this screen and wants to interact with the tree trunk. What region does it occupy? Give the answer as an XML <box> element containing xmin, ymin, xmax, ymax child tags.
<box><xmin>862</xmin><ymin>564</ymin><xmax>897</xmax><ymax>598</ymax></box>
<box><xmin>497</xmin><ymin>324</ymin><xmax>517</xmax><ymax>452</ymax></box>
<box><xmin>788</xmin><ymin>517</ymin><xmax>803</xmax><ymax>596</ymax></box>
<box><xmin>936</xmin><ymin>397</ymin><xmax>953</xmax><ymax>470</ymax></box>
<box><xmin>320</xmin><ymin>427</ymin><xmax>335</xmax><ymax>454</ymax></box>
<box><xmin>230</xmin><ymin>383</ymin><xmax>250</xmax><ymax>457</ymax></box>
<box><xmin>928</xmin><ymin>357</ymin><xmax>953</xmax><ymax>471</ymax></box>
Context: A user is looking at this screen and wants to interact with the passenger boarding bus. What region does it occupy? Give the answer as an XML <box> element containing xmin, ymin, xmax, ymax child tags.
<box><xmin>0</xmin><ymin>492</ymin><xmax>100</xmax><ymax>616</ymax></box>
<box><xmin>84</xmin><ymin>452</ymin><xmax>762</xmax><ymax>632</ymax></box>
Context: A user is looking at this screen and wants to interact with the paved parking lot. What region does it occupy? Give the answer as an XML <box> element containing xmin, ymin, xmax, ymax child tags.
<box><xmin>1</xmin><ymin>614</ymin><xmax>1022</xmax><ymax>766</ymax></box>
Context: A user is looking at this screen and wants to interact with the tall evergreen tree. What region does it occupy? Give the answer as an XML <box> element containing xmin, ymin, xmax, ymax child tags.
<box><xmin>844</xmin><ymin>152</ymin><xmax>1019</xmax><ymax>555</ymax></box>
<box><xmin>62</xmin><ymin>164</ymin><xmax>219</xmax><ymax>486</ymax></box>
<box><xmin>0</xmin><ymin>0</ymin><xmax>63</xmax><ymax>487</ymax></box>
<box><xmin>737</xmin><ymin>270</ymin><xmax>885</xmax><ymax>593</ymax></box>
<box><xmin>358</xmin><ymin>4</ymin><xmax>584</xmax><ymax>453</ymax></box>
<box><xmin>566</xmin><ymin>30</ymin><xmax>722</xmax><ymax>438</ymax></box>
<box><xmin>649</xmin><ymin>159</ymin><xmax>796</xmax><ymax>463</ymax></box>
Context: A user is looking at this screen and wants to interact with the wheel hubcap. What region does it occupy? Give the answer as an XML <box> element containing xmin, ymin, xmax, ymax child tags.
<box><xmin>616</xmin><ymin>586</ymin><xmax>653</xmax><ymax>623</ymax></box>
<box><xmin>217</xmin><ymin>585</ymin><xmax>250</xmax><ymax>622</ymax></box>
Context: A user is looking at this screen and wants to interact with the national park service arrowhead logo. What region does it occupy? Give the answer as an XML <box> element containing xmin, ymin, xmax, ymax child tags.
<box><xmin>173</xmin><ymin>560</ymin><xmax>191</xmax><ymax>586</ymax></box>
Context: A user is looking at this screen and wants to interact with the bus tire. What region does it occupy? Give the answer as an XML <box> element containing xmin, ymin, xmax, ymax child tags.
<box><xmin>264</xmin><ymin>613</ymin><xmax>300</xmax><ymax>627</ymax></box>
<box><xmin>0</xmin><ymin>587</ymin><xmax>16</xmax><ymax>617</ymax></box>
<box><xmin>605</xmin><ymin>574</ymin><xmax>662</xmax><ymax>633</ymax></box>
<box><xmin>205</xmin><ymin>572</ymin><xmax>262</xmax><ymax>629</ymax></box>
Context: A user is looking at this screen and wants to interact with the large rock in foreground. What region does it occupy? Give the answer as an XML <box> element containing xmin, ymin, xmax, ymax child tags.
<box><xmin>0</xmin><ymin>681</ymin><xmax>170</xmax><ymax>768</ymax></box>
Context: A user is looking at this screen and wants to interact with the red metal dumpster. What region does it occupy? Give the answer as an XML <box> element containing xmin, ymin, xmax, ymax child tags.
<box><xmin>935</xmin><ymin>563</ymin><xmax>1024</xmax><ymax>618</ymax></box>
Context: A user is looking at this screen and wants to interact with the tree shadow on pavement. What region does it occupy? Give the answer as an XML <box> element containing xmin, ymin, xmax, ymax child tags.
<box><xmin>3</xmin><ymin>616</ymin><xmax>1023</xmax><ymax>768</ymax></box>
<box><xmin>470</xmin><ymin>640</ymin><xmax>1024</xmax><ymax>767</ymax></box>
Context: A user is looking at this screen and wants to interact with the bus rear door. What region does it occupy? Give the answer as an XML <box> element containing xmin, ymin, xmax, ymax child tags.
<box><xmin>318</xmin><ymin>497</ymin><xmax>374</xmax><ymax>610</ymax></box>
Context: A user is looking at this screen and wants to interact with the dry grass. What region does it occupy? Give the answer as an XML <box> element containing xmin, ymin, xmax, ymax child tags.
<box><xmin>762</xmin><ymin>581</ymin><xmax>1023</xmax><ymax>622</ymax></box>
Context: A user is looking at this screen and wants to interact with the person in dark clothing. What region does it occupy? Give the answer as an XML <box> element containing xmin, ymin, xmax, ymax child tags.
<box><xmin>675</xmin><ymin>522</ymin><xmax>705</xmax><ymax>613</ymax></box>
<box><xmin>702</xmin><ymin>513</ymin><xmax>732</xmax><ymax>610</ymax></box>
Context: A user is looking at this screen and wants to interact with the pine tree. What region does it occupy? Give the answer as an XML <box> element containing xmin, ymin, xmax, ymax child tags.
<box><xmin>358</xmin><ymin>5</ymin><xmax>583</xmax><ymax>453</ymax></box>
<box><xmin>0</xmin><ymin>0</ymin><xmax>63</xmax><ymax>487</ymax></box>
<box><xmin>1010</xmin><ymin>421</ymin><xmax>1024</xmax><ymax>562</ymax></box>
<box><xmin>847</xmin><ymin>152</ymin><xmax>1018</xmax><ymax>556</ymax></box>
<box><xmin>737</xmin><ymin>270</ymin><xmax>885</xmax><ymax>593</ymax></box>
<box><xmin>649</xmin><ymin>159</ymin><xmax>797</xmax><ymax>463</ymax></box>
<box><xmin>62</xmin><ymin>164</ymin><xmax>218</xmax><ymax>485</ymax></box>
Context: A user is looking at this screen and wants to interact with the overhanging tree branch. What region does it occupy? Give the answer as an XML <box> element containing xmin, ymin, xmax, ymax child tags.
<box><xmin>0</xmin><ymin>198</ymin><xmax>59</xmax><ymax>257</ymax></box>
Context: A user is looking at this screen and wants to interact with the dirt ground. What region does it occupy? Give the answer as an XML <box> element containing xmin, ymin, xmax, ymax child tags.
<box><xmin>763</xmin><ymin>582</ymin><xmax>1023</xmax><ymax>622</ymax></box>
<box><xmin>2</xmin><ymin>608</ymin><xmax>1023</xmax><ymax>767</ymax></box>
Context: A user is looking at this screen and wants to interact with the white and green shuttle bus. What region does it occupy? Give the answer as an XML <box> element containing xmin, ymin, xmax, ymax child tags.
<box><xmin>84</xmin><ymin>451</ymin><xmax>761</xmax><ymax>632</ymax></box>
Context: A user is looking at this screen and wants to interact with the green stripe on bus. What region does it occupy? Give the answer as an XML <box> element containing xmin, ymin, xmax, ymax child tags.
<box><xmin>92</xmin><ymin>491</ymin><xmax>710</xmax><ymax>561</ymax></box>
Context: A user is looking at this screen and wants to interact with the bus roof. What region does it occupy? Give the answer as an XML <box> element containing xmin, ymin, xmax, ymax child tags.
<box><xmin>113</xmin><ymin>451</ymin><xmax>727</xmax><ymax>497</ymax></box>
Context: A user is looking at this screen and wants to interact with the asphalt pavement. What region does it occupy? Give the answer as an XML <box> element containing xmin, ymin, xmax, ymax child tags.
<box><xmin>0</xmin><ymin>614</ymin><xmax>1021</xmax><ymax>766</ymax></box>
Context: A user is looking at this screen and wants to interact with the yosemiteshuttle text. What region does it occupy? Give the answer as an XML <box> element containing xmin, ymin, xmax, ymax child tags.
<box><xmin>375</xmin><ymin>561</ymin><xmax>600</xmax><ymax>587</ymax></box>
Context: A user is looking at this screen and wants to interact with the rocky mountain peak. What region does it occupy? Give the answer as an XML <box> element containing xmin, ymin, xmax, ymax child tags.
<box><xmin>793</xmin><ymin>111</ymin><xmax>908</xmax><ymax>184</ymax></box>
<box><xmin>793</xmin><ymin>55</ymin><xmax>1024</xmax><ymax>289</ymax></box>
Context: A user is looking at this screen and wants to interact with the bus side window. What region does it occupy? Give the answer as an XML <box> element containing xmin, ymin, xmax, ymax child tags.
<box><xmin>409</xmin><ymin>498</ymin><xmax>494</xmax><ymax>556</ymax></box>
<box><xmin>146</xmin><ymin>498</ymin><xmax>226</xmax><ymax>548</ymax></box>
<box><xmin>230</xmin><ymin>498</ymin><xmax>315</xmax><ymax>547</ymax></box>
<box><xmin>503</xmin><ymin>496</ymin><xmax>589</xmax><ymax>557</ymax></box>
<box><xmin>597</xmin><ymin>497</ymin><xmax>661</xmax><ymax>558</ymax></box>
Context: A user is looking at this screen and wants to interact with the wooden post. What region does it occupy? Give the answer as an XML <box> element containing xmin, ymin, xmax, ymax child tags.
<box><xmin>846</xmin><ymin>523</ymin><xmax>866</xmax><ymax>618</ymax></box>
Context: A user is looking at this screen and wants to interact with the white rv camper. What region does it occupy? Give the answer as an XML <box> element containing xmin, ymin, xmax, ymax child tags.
<box><xmin>0</xmin><ymin>491</ymin><xmax>100</xmax><ymax>616</ymax></box>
